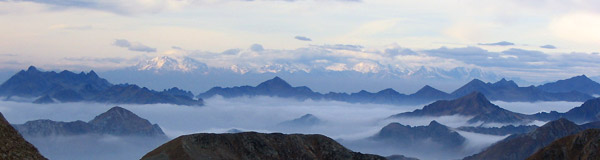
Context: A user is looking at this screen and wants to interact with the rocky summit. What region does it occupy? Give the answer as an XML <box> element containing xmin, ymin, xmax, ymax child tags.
<box><xmin>527</xmin><ymin>129</ymin><xmax>600</xmax><ymax>160</ymax></box>
<box><xmin>141</xmin><ymin>132</ymin><xmax>385</xmax><ymax>160</ymax></box>
<box><xmin>0</xmin><ymin>112</ymin><xmax>47</xmax><ymax>160</ymax></box>
<box><xmin>464</xmin><ymin>118</ymin><xmax>583</xmax><ymax>160</ymax></box>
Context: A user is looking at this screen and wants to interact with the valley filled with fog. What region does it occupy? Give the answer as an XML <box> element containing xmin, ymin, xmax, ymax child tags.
<box><xmin>0</xmin><ymin>97</ymin><xmax>581</xmax><ymax>160</ymax></box>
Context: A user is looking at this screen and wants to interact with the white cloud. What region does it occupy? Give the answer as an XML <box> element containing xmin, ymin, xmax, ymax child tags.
<box><xmin>549</xmin><ymin>12</ymin><xmax>600</xmax><ymax>44</ymax></box>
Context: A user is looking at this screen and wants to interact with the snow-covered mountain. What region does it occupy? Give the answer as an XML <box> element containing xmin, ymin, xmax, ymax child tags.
<box><xmin>132</xmin><ymin>56</ymin><xmax>499</xmax><ymax>82</ymax></box>
<box><xmin>100</xmin><ymin>56</ymin><xmax>502</xmax><ymax>93</ymax></box>
<box><xmin>135</xmin><ymin>56</ymin><xmax>208</xmax><ymax>73</ymax></box>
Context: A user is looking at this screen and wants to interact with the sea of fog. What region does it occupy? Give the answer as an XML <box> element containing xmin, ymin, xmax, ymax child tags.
<box><xmin>0</xmin><ymin>97</ymin><xmax>583</xmax><ymax>160</ymax></box>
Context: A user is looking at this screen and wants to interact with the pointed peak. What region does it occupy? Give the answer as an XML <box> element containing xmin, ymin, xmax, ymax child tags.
<box><xmin>467</xmin><ymin>78</ymin><xmax>486</xmax><ymax>84</ymax></box>
<box><xmin>572</xmin><ymin>74</ymin><xmax>591</xmax><ymax>80</ymax></box>
<box><xmin>300</xmin><ymin>114</ymin><xmax>315</xmax><ymax>118</ymax></box>
<box><xmin>26</xmin><ymin>66</ymin><xmax>38</xmax><ymax>72</ymax></box>
<box><xmin>88</xmin><ymin>70</ymin><xmax>98</xmax><ymax>77</ymax></box>
<box><xmin>417</xmin><ymin>85</ymin><xmax>437</xmax><ymax>91</ymax></box>
<box><xmin>377</xmin><ymin>88</ymin><xmax>399</xmax><ymax>94</ymax></box>
<box><xmin>90</xmin><ymin>106</ymin><xmax>139</xmax><ymax>123</ymax></box>
<box><xmin>105</xmin><ymin>106</ymin><xmax>131</xmax><ymax>114</ymax></box>
<box><xmin>428</xmin><ymin>120</ymin><xmax>442</xmax><ymax>126</ymax></box>
<box><xmin>257</xmin><ymin>76</ymin><xmax>292</xmax><ymax>88</ymax></box>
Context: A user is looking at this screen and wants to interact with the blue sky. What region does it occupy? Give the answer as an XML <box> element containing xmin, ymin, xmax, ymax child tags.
<box><xmin>0</xmin><ymin>0</ymin><xmax>599</xmax><ymax>80</ymax></box>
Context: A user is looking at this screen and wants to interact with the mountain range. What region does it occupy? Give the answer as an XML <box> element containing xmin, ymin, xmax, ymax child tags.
<box><xmin>100</xmin><ymin>55</ymin><xmax>504</xmax><ymax>94</ymax></box>
<box><xmin>0</xmin><ymin>66</ymin><xmax>203</xmax><ymax>106</ymax></box>
<box><xmin>141</xmin><ymin>132</ymin><xmax>388</xmax><ymax>160</ymax></box>
<box><xmin>2</xmin><ymin>66</ymin><xmax>598</xmax><ymax>106</ymax></box>
<box><xmin>0</xmin><ymin>112</ymin><xmax>47</xmax><ymax>160</ymax></box>
<box><xmin>390</xmin><ymin>92</ymin><xmax>531</xmax><ymax>124</ymax></box>
<box><xmin>526</xmin><ymin>129</ymin><xmax>600</xmax><ymax>160</ymax></box>
<box><xmin>197</xmin><ymin>75</ymin><xmax>598</xmax><ymax>105</ymax></box>
<box><xmin>464</xmin><ymin>118</ymin><xmax>600</xmax><ymax>160</ymax></box>
<box><xmin>451</xmin><ymin>78</ymin><xmax>593</xmax><ymax>102</ymax></box>
<box><xmin>199</xmin><ymin>76</ymin><xmax>453</xmax><ymax>105</ymax></box>
<box><xmin>13</xmin><ymin>106</ymin><xmax>166</xmax><ymax>138</ymax></box>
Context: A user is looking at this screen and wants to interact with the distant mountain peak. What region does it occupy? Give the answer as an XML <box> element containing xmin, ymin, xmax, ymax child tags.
<box><xmin>91</xmin><ymin>106</ymin><xmax>138</xmax><ymax>122</ymax></box>
<box><xmin>88</xmin><ymin>70</ymin><xmax>98</xmax><ymax>77</ymax></box>
<box><xmin>135</xmin><ymin>56</ymin><xmax>208</xmax><ymax>72</ymax></box>
<box><xmin>257</xmin><ymin>77</ymin><xmax>292</xmax><ymax>88</ymax></box>
<box><xmin>413</xmin><ymin>85</ymin><xmax>447</xmax><ymax>96</ymax></box>
<box><xmin>429</xmin><ymin>120</ymin><xmax>441</xmax><ymax>126</ymax></box>
<box><xmin>378</xmin><ymin>88</ymin><xmax>400</xmax><ymax>95</ymax></box>
<box><xmin>537</xmin><ymin>74</ymin><xmax>600</xmax><ymax>95</ymax></box>
<box><xmin>26</xmin><ymin>66</ymin><xmax>38</xmax><ymax>72</ymax></box>
<box><xmin>493</xmin><ymin>78</ymin><xmax>518</xmax><ymax>88</ymax></box>
<box><xmin>88</xmin><ymin>106</ymin><xmax>166</xmax><ymax>136</ymax></box>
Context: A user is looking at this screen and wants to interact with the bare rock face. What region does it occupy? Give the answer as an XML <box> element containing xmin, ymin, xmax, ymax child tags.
<box><xmin>0</xmin><ymin>112</ymin><xmax>47</xmax><ymax>160</ymax></box>
<box><xmin>141</xmin><ymin>132</ymin><xmax>385</xmax><ymax>160</ymax></box>
<box><xmin>527</xmin><ymin>129</ymin><xmax>600</xmax><ymax>160</ymax></box>
<box><xmin>464</xmin><ymin>118</ymin><xmax>582</xmax><ymax>160</ymax></box>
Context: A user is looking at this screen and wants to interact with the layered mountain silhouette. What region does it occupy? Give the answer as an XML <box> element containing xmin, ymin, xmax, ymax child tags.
<box><xmin>198</xmin><ymin>75</ymin><xmax>598</xmax><ymax>106</ymax></box>
<box><xmin>532</xmin><ymin>97</ymin><xmax>600</xmax><ymax>123</ymax></box>
<box><xmin>198</xmin><ymin>76</ymin><xmax>321</xmax><ymax>100</ymax></box>
<box><xmin>457</xmin><ymin>125</ymin><xmax>538</xmax><ymax>136</ymax></box>
<box><xmin>464</xmin><ymin>118</ymin><xmax>586</xmax><ymax>160</ymax></box>
<box><xmin>390</xmin><ymin>92</ymin><xmax>530</xmax><ymax>124</ymax></box>
<box><xmin>199</xmin><ymin>76</ymin><xmax>452</xmax><ymax>105</ymax></box>
<box><xmin>14</xmin><ymin>106</ymin><xmax>166</xmax><ymax>138</ymax></box>
<box><xmin>526</xmin><ymin>129</ymin><xmax>600</xmax><ymax>160</ymax></box>
<box><xmin>452</xmin><ymin>78</ymin><xmax>593</xmax><ymax>102</ymax></box>
<box><xmin>141</xmin><ymin>132</ymin><xmax>386</xmax><ymax>160</ymax></box>
<box><xmin>277</xmin><ymin>114</ymin><xmax>322</xmax><ymax>128</ymax></box>
<box><xmin>0</xmin><ymin>66</ymin><xmax>203</xmax><ymax>106</ymax></box>
<box><xmin>0</xmin><ymin>112</ymin><xmax>47</xmax><ymax>160</ymax></box>
<box><xmin>372</xmin><ymin>121</ymin><xmax>465</xmax><ymax>149</ymax></box>
<box><xmin>537</xmin><ymin>75</ymin><xmax>600</xmax><ymax>95</ymax></box>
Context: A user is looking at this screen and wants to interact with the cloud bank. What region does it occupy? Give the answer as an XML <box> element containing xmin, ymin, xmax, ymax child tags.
<box><xmin>478</xmin><ymin>41</ymin><xmax>515</xmax><ymax>46</ymax></box>
<box><xmin>0</xmin><ymin>97</ymin><xmax>582</xmax><ymax>159</ymax></box>
<box><xmin>113</xmin><ymin>39</ymin><xmax>156</xmax><ymax>53</ymax></box>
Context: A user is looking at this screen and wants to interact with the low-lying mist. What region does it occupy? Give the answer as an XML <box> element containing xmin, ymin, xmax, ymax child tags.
<box><xmin>0</xmin><ymin>97</ymin><xmax>582</xmax><ymax>160</ymax></box>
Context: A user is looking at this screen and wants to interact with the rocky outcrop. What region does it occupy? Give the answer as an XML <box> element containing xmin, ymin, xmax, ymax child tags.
<box><xmin>526</xmin><ymin>129</ymin><xmax>600</xmax><ymax>160</ymax></box>
<box><xmin>141</xmin><ymin>132</ymin><xmax>385</xmax><ymax>160</ymax></box>
<box><xmin>0</xmin><ymin>112</ymin><xmax>47</xmax><ymax>160</ymax></box>
<box><xmin>464</xmin><ymin>118</ymin><xmax>582</xmax><ymax>160</ymax></box>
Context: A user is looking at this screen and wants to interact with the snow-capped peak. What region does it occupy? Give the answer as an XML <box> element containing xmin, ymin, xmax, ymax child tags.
<box><xmin>136</xmin><ymin>56</ymin><xmax>207</xmax><ymax>72</ymax></box>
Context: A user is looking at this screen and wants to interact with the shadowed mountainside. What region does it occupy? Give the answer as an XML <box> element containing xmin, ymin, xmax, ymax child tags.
<box><xmin>141</xmin><ymin>132</ymin><xmax>387</xmax><ymax>160</ymax></box>
<box><xmin>390</xmin><ymin>92</ymin><xmax>530</xmax><ymax>124</ymax></box>
<box><xmin>14</xmin><ymin>106</ymin><xmax>166</xmax><ymax>138</ymax></box>
<box><xmin>463</xmin><ymin>118</ymin><xmax>583</xmax><ymax>160</ymax></box>
<box><xmin>0</xmin><ymin>66</ymin><xmax>202</xmax><ymax>106</ymax></box>
<box><xmin>372</xmin><ymin>121</ymin><xmax>466</xmax><ymax>149</ymax></box>
<box><xmin>0</xmin><ymin>112</ymin><xmax>47</xmax><ymax>160</ymax></box>
<box><xmin>526</xmin><ymin>129</ymin><xmax>600</xmax><ymax>160</ymax></box>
